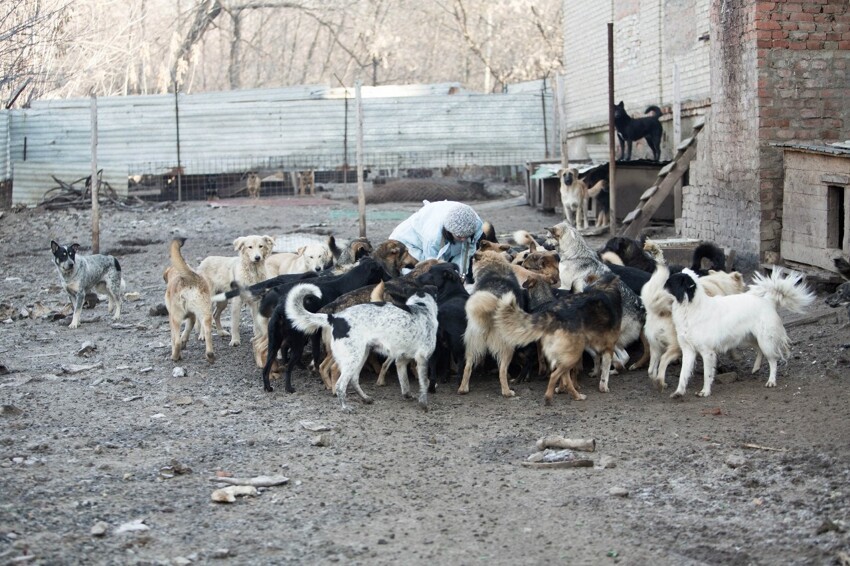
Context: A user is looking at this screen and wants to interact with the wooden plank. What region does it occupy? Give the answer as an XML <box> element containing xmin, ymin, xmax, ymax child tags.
<box><xmin>622</xmin><ymin>208</ymin><xmax>641</xmax><ymax>224</ymax></box>
<box><xmin>620</xmin><ymin>141</ymin><xmax>698</xmax><ymax>239</ymax></box>
<box><xmin>639</xmin><ymin>185</ymin><xmax>658</xmax><ymax>200</ymax></box>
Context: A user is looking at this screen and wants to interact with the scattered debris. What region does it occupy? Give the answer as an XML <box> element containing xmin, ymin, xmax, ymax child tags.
<box><xmin>311</xmin><ymin>433</ymin><xmax>332</xmax><ymax>447</ymax></box>
<box><xmin>816</xmin><ymin>518</ymin><xmax>845</xmax><ymax>535</ymax></box>
<box><xmin>160</xmin><ymin>459</ymin><xmax>192</xmax><ymax>479</ymax></box>
<box><xmin>60</xmin><ymin>361</ymin><xmax>103</xmax><ymax>374</ymax></box>
<box><xmin>172</xmin><ymin>367</ymin><xmax>186</xmax><ymax>378</ymax></box>
<box><xmin>173</xmin><ymin>396</ymin><xmax>193</xmax><ymax>406</ymax></box>
<box><xmin>595</xmin><ymin>455</ymin><xmax>617</xmax><ymax>470</ymax></box>
<box><xmin>741</xmin><ymin>443</ymin><xmax>785</xmax><ymax>452</ymax></box>
<box><xmin>90</xmin><ymin>521</ymin><xmax>109</xmax><ymax>537</ymax></box>
<box><xmin>209</xmin><ymin>475</ymin><xmax>289</xmax><ymax>487</ymax></box>
<box><xmin>608</xmin><ymin>487</ymin><xmax>630</xmax><ymax>498</ymax></box>
<box><xmin>139</xmin><ymin>367</ymin><xmax>154</xmax><ymax>373</ymax></box>
<box><xmin>725</xmin><ymin>453</ymin><xmax>747</xmax><ymax>469</ymax></box>
<box><xmin>124</xmin><ymin>292</ymin><xmax>142</xmax><ymax>302</ymax></box>
<box><xmin>300</xmin><ymin>421</ymin><xmax>333</xmax><ymax>432</ymax></box>
<box><xmin>535</xmin><ymin>436</ymin><xmax>596</xmax><ymax>452</ymax></box>
<box><xmin>219</xmin><ymin>409</ymin><xmax>242</xmax><ymax>416</ymax></box>
<box><xmin>702</xmin><ymin>407</ymin><xmax>724</xmax><ymax>416</ymax></box>
<box><xmin>1</xmin><ymin>404</ymin><xmax>23</xmax><ymax>417</ymax></box>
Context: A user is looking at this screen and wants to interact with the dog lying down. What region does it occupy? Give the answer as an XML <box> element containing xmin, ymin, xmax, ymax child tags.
<box><xmin>286</xmin><ymin>282</ymin><xmax>439</xmax><ymax>412</ymax></box>
<box><xmin>664</xmin><ymin>267</ymin><xmax>814</xmax><ymax>398</ymax></box>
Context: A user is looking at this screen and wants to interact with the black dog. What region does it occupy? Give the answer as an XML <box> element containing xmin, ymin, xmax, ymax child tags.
<box><xmin>826</xmin><ymin>257</ymin><xmax>850</xmax><ymax>326</ymax></box>
<box><xmin>613</xmin><ymin>102</ymin><xmax>663</xmax><ymax>161</ymax></box>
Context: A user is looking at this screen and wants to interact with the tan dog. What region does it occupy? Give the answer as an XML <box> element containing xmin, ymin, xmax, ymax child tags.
<box><xmin>164</xmin><ymin>238</ymin><xmax>214</xmax><ymax>363</ymax></box>
<box><xmin>298</xmin><ymin>170</ymin><xmax>315</xmax><ymax>196</ymax></box>
<box><xmin>197</xmin><ymin>234</ymin><xmax>275</xmax><ymax>347</ymax></box>
<box><xmin>558</xmin><ymin>167</ymin><xmax>589</xmax><ymax>230</ymax></box>
<box><xmin>265</xmin><ymin>242</ymin><xmax>333</xmax><ymax>275</ymax></box>
<box><xmin>246</xmin><ymin>173</ymin><xmax>261</xmax><ymax>199</ymax></box>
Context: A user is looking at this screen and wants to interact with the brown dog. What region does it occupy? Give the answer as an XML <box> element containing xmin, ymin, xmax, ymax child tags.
<box><xmin>164</xmin><ymin>238</ymin><xmax>214</xmax><ymax>363</ymax></box>
<box><xmin>372</xmin><ymin>239</ymin><xmax>418</xmax><ymax>277</ymax></box>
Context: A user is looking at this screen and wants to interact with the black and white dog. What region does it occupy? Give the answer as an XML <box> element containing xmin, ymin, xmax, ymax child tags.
<box><xmin>50</xmin><ymin>240</ymin><xmax>125</xmax><ymax>329</ymax></box>
<box><xmin>285</xmin><ymin>282</ymin><xmax>439</xmax><ymax>412</ymax></box>
<box><xmin>664</xmin><ymin>267</ymin><xmax>814</xmax><ymax>398</ymax></box>
<box><xmin>826</xmin><ymin>257</ymin><xmax>850</xmax><ymax>327</ymax></box>
<box><xmin>613</xmin><ymin>102</ymin><xmax>663</xmax><ymax>161</ymax></box>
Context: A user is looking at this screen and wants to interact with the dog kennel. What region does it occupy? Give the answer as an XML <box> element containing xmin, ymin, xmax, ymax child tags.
<box><xmin>778</xmin><ymin>142</ymin><xmax>850</xmax><ymax>274</ymax></box>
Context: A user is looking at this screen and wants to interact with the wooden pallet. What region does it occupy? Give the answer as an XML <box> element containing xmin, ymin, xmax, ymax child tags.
<box><xmin>618</xmin><ymin>117</ymin><xmax>705</xmax><ymax>239</ymax></box>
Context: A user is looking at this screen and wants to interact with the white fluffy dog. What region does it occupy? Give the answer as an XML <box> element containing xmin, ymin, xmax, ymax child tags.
<box><xmin>197</xmin><ymin>234</ymin><xmax>275</xmax><ymax>347</ymax></box>
<box><xmin>285</xmin><ymin>282</ymin><xmax>439</xmax><ymax>412</ymax></box>
<box><xmin>265</xmin><ymin>242</ymin><xmax>332</xmax><ymax>275</ymax></box>
<box><xmin>641</xmin><ymin>264</ymin><xmax>746</xmax><ymax>390</ymax></box>
<box><xmin>663</xmin><ymin>267</ymin><xmax>814</xmax><ymax>398</ymax></box>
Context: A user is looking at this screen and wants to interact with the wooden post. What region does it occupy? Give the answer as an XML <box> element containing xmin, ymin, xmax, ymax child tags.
<box><xmin>541</xmin><ymin>76</ymin><xmax>549</xmax><ymax>159</ymax></box>
<box><xmin>607</xmin><ymin>22</ymin><xmax>617</xmax><ymax>234</ymax></box>
<box><xmin>355</xmin><ymin>79</ymin><xmax>366</xmax><ymax>238</ymax></box>
<box><xmin>174</xmin><ymin>77</ymin><xmax>182</xmax><ymax>202</ymax></box>
<box><xmin>672</xmin><ymin>62</ymin><xmax>683</xmax><ymax>227</ymax></box>
<box><xmin>554</xmin><ymin>73</ymin><xmax>569</xmax><ymax>170</ymax></box>
<box><xmin>90</xmin><ymin>93</ymin><xmax>100</xmax><ymax>254</ymax></box>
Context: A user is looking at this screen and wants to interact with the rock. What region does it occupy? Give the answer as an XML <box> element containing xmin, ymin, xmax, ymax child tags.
<box><xmin>725</xmin><ymin>453</ymin><xmax>747</xmax><ymax>469</ymax></box>
<box><xmin>209</xmin><ymin>474</ymin><xmax>289</xmax><ymax>487</ymax></box>
<box><xmin>90</xmin><ymin>521</ymin><xmax>109</xmax><ymax>537</ymax></box>
<box><xmin>76</xmin><ymin>341</ymin><xmax>97</xmax><ymax>357</ymax></box>
<box><xmin>715</xmin><ymin>372</ymin><xmax>738</xmax><ymax>385</ymax></box>
<box><xmin>113</xmin><ymin>518</ymin><xmax>149</xmax><ymax>534</ymax></box>
<box><xmin>174</xmin><ymin>396</ymin><xmax>193</xmax><ymax>406</ymax></box>
<box><xmin>596</xmin><ymin>455</ymin><xmax>617</xmax><ymax>469</ymax></box>
<box><xmin>124</xmin><ymin>292</ymin><xmax>142</xmax><ymax>302</ymax></box>
<box><xmin>1</xmin><ymin>404</ymin><xmax>23</xmax><ymax>417</ymax></box>
<box><xmin>210</xmin><ymin>548</ymin><xmax>232</xmax><ymax>559</ymax></box>
<box><xmin>139</xmin><ymin>367</ymin><xmax>153</xmax><ymax>373</ymax></box>
<box><xmin>526</xmin><ymin>451</ymin><xmax>546</xmax><ymax>463</ymax></box>
<box><xmin>60</xmin><ymin>362</ymin><xmax>104</xmax><ymax>374</ymax></box>
<box><xmin>172</xmin><ymin>367</ymin><xmax>186</xmax><ymax>378</ymax></box>
<box><xmin>211</xmin><ymin>485</ymin><xmax>258</xmax><ymax>503</ymax></box>
<box><xmin>299</xmin><ymin>420</ymin><xmax>332</xmax><ymax>432</ymax></box>
<box><xmin>311</xmin><ymin>433</ymin><xmax>332</xmax><ymax>447</ymax></box>
<box><xmin>609</xmin><ymin>487</ymin><xmax>629</xmax><ymax>498</ymax></box>
<box><xmin>172</xmin><ymin>557</ymin><xmax>192</xmax><ymax>565</ymax></box>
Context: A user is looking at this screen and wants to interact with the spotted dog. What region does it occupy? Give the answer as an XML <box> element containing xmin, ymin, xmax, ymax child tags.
<box><xmin>286</xmin><ymin>282</ymin><xmax>439</xmax><ymax>412</ymax></box>
<box><xmin>50</xmin><ymin>240</ymin><xmax>125</xmax><ymax>329</ymax></box>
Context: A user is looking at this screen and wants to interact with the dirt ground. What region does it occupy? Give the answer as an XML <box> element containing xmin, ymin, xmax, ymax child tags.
<box><xmin>1</xmin><ymin>185</ymin><xmax>849</xmax><ymax>565</ymax></box>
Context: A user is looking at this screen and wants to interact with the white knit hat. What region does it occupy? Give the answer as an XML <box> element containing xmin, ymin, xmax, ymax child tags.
<box><xmin>444</xmin><ymin>204</ymin><xmax>478</xmax><ymax>238</ymax></box>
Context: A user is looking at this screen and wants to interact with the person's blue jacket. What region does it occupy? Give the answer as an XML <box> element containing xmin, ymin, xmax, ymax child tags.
<box><xmin>389</xmin><ymin>200</ymin><xmax>484</xmax><ymax>273</ymax></box>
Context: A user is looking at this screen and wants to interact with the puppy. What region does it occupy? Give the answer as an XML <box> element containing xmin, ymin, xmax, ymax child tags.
<box><xmin>197</xmin><ymin>234</ymin><xmax>275</xmax><ymax>347</ymax></box>
<box><xmin>613</xmin><ymin>102</ymin><xmax>663</xmax><ymax>161</ymax></box>
<box><xmin>50</xmin><ymin>240</ymin><xmax>125</xmax><ymax>329</ymax></box>
<box><xmin>665</xmin><ymin>268</ymin><xmax>814</xmax><ymax>397</ymax></box>
<box><xmin>600</xmin><ymin>236</ymin><xmax>656</xmax><ymax>273</ymax></box>
<box><xmin>246</xmin><ymin>173</ymin><xmax>261</xmax><ymax>199</ymax></box>
<box><xmin>493</xmin><ymin>273</ymin><xmax>623</xmax><ymax>405</ymax></box>
<box><xmin>164</xmin><ymin>238</ymin><xmax>214</xmax><ymax>363</ymax></box>
<box><xmin>286</xmin><ymin>283</ymin><xmax>439</xmax><ymax>412</ymax></box>
<box><xmin>587</xmin><ymin>179</ymin><xmax>610</xmax><ymax>228</ymax></box>
<box><xmin>558</xmin><ymin>167</ymin><xmax>589</xmax><ymax>230</ymax></box>
<box><xmin>265</xmin><ymin>242</ymin><xmax>333</xmax><ymax>275</ymax></box>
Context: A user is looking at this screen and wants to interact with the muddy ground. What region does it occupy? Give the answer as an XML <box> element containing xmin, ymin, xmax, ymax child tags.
<box><xmin>0</xmin><ymin>185</ymin><xmax>849</xmax><ymax>565</ymax></box>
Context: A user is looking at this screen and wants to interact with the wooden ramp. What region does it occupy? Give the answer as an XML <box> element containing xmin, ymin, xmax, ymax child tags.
<box><xmin>618</xmin><ymin>117</ymin><xmax>705</xmax><ymax>239</ymax></box>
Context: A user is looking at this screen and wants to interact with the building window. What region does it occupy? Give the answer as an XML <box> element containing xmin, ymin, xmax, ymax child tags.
<box><xmin>827</xmin><ymin>185</ymin><xmax>845</xmax><ymax>250</ymax></box>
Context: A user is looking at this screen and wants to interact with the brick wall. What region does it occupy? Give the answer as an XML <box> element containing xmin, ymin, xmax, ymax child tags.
<box><xmin>683</xmin><ymin>0</ymin><xmax>850</xmax><ymax>268</ymax></box>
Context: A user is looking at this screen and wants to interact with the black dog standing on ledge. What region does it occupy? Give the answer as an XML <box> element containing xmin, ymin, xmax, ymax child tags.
<box><xmin>613</xmin><ymin>101</ymin><xmax>663</xmax><ymax>161</ymax></box>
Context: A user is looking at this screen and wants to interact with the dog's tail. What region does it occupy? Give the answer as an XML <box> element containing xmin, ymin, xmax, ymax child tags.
<box><xmin>481</xmin><ymin>221</ymin><xmax>498</xmax><ymax>243</ymax></box>
<box><xmin>169</xmin><ymin>237</ymin><xmax>196</xmax><ymax>278</ymax></box>
<box><xmin>491</xmin><ymin>293</ymin><xmax>545</xmax><ymax>348</ymax></box>
<box><xmin>212</xmin><ymin>282</ymin><xmax>251</xmax><ymax>304</ymax></box>
<box><xmin>641</xmin><ymin>262</ymin><xmax>673</xmax><ymax>317</ymax></box>
<box><xmin>645</xmin><ymin>105</ymin><xmax>663</xmax><ymax>117</ymax></box>
<box><xmin>285</xmin><ymin>283</ymin><xmax>329</xmax><ymax>334</ymax></box>
<box><xmin>512</xmin><ymin>230</ymin><xmax>539</xmax><ymax>252</ymax></box>
<box><xmin>643</xmin><ymin>239</ymin><xmax>666</xmax><ymax>264</ymax></box>
<box><xmin>586</xmin><ymin>179</ymin><xmax>607</xmax><ymax>198</ymax></box>
<box><xmin>691</xmin><ymin>241</ymin><xmax>726</xmax><ymax>274</ymax></box>
<box><xmin>748</xmin><ymin>268</ymin><xmax>815</xmax><ymax>314</ymax></box>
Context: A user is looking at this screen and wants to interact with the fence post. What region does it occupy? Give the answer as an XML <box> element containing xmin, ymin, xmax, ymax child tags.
<box><xmin>607</xmin><ymin>22</ymin><xmax>618</xmax><ymax>234</ymax></box>
<box><xmin>90</xmin><ymin>93</ymin><xmax>100</xmax><ymax>254</ymax></box>
<box><xmin>173</xmin><ymin>77</ymin><xmax>182</xmax><ymax>202</ymax></box>
<box><xmin>355</xmin><ymin>79</ymin><xmax>366</xmax><ymax>238</ymax></box>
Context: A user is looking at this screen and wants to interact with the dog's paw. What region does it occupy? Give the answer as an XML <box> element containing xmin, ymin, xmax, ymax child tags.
<box><xmin>418</xmin><ymin>396</ymin><xmax>429</xmax><ymax>411</ymax></box>
<box><xmin>457</xmin><ymin>386</ymin><xmax>469</xmax><ymax>395</ymax></box>
<box><xmin>670</xmin><ymin>389</ymin><xmax>685</xmax><ymax>399</ymax></box>
<box><xmin>206</xmin><ymin>352</ymin><xmax>215</xmax><ymax>364</ymax></box>
<box><xmin>598</xmin><ymin>383</ymin><xmax>609</xmax><ymax>393</ymax></box>
<box><xmin>696</xmin><ymin>389</ymin><xmax>711</xmax><ymax>397</ymax></box>
<box><xmin>229</xmin><ymin>339</ymin><xmax>241</xmax><ymax>347</ymax></box>
<box><xmin>501</xmin><ymin>389</ymin><xmax>516</xmax><ymax>398</ymax></box>
<box><xmin>651</xmin><ymin>378</ymin><xmax>667</xmax><ymax>391</ymax></box>
<box><xmin>362</xmin><ymin>395</ymin><xmax>374</xmax><ymax>404</ymax></box>
<box><xmin>764</xmin><ymin>380</ymin><xmax>777</xmax><ymax>388</ymax></box>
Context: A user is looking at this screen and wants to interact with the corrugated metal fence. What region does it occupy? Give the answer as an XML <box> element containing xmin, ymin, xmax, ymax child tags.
<box><xmin>1</xmin><ymin>81</ymin><xmax>557</xmax><ymax>206</ymax></box>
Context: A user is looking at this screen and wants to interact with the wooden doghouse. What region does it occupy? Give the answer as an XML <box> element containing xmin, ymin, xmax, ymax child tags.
<box><xmin>779</xmin><ymin>142</ymin><xmax>850</xmax><ymax>273</ymax></box>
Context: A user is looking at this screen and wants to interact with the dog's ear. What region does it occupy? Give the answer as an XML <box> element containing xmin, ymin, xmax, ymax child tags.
<box><xmin>70</xmin><ymin>243</ymin><xmax>81</xmax><ymax>254</ymax></box>
<box><xmin>616</xmin><ymin>101</ymin><xmax>624</xmax><ymax>109</ymax></box>
<box><xmin>233</xmin><ymin>237</ymin><xmax>244</xmax><ymax>250</ymax></box>
<box><xmin>51</xmin><ymin>240</ymin><xmax>60</xmax><ymax>254</ymax></box>
<box><xmin>296</xmin><ymin>245</ymin><xmax>306</xmax><ymax>256</ymax></box>
<box><xmin>546</xmin><ymin>225</ymin><xmax>563</xmax><ymax>239</ymax></box>
<box><xmin>263</xmin><ymin>236</ymin><xmax>275</xmax><ymax>249</ymax></box>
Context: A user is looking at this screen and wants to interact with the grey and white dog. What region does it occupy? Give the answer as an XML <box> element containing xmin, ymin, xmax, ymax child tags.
<box><xmin>50</xmin><ymin>240</ymin><xmax>125</xmax><ymax>329</ymax></box>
